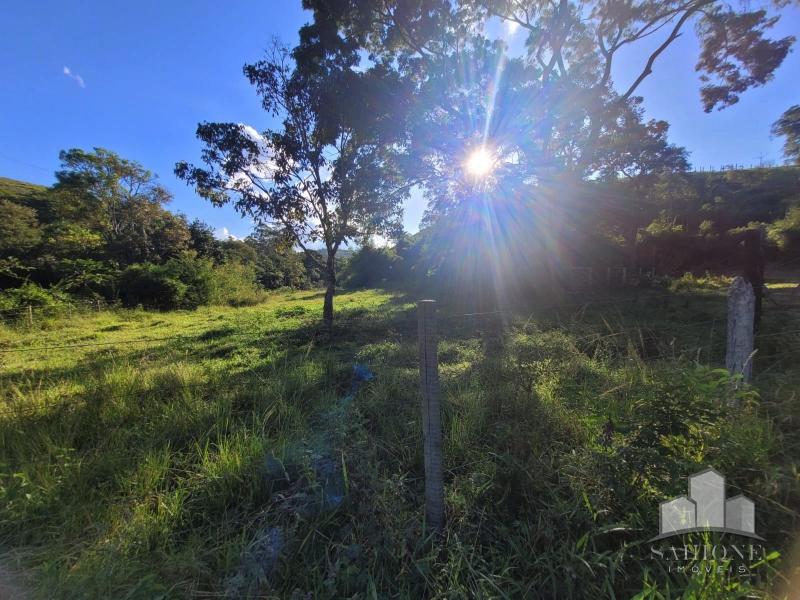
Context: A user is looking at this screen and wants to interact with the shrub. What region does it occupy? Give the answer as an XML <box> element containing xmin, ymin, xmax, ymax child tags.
<box><xmin>767</xmin><ymin>204</ymin><xmax>800</xmax><ymax>255</ymax></box>
<box><xmin>210</xmin><ymin>261</ymin><xmax>268</xmax><ymax>306</ymax></box>
<box><xmin>0</xmin><ymin>282</ymin><xmax>69</xmax><ymax>312</ymax></box>
<box><xmin>342</xmin><ymin>245</ymin><xmax>400</xmax><ymax>288</ymax></box>
<box><xmin>119</xmin><ymin>257</ymin><xmax>214</xmax><ymax>309</ymax></box>
<box><xmin>669</xmin><ymin>271</ymin><xmax>732</xmax><ymax>293</ymax></box>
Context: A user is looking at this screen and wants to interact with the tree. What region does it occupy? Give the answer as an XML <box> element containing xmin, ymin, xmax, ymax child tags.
<box><xmin>0</xmin><ymin>199</ymin><xmax>41</xmax><ymax>255</ymax></box>
<box><xmin>187</xmin><ymin>219</ymin><xmax>224</xmax><ymax>261</ymax></box>
<box><xmin>599</xmin><ymin>101</ymin><xmax>690</xmax><ymax>268</ymax></box>
<box><xmin>176</xmin><ymin>42</ymin><xmax>410</xmax><ymax>327</ymax></box>
<box><xmin>772</xmin><ymin>105</ymin><xmax>800</xmax><ymax>165</ymax></box>
<box><xmin>295</xmin><ymin>0</ymin><xmax>794</xmax><ymax>297</ymax></box>
<box><xmin>54</xmin><ymin>148</ymin><xmax>190</xmax><ymax>265</ymax></box>
<box><xmin>246</xmin><ymin>224</ymin><xmax>311</xmax><ymax>289</ymax></box>
<box><xmin>303</xmin><ymin>0</ymin><xmax>794</xmax><ymax>175</ymax></box>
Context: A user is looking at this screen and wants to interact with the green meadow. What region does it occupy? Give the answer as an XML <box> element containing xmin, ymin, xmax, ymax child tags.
<box><xmin>1</xmin><ymin>282</ymin><xmax>798</xmax><ymax>598</ymax></box>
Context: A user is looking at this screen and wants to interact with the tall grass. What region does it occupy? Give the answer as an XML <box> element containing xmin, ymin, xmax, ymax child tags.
<box><xmin>0</xmin><ymin>287</ymin><xmax>797</xmax><ymax>598</ymax></box>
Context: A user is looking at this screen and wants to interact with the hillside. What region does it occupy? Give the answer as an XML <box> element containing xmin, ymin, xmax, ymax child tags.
<box><xmin>0</xmin><ymin>176</ymin><xmax>49</xmax><ymax>206</ymax></box>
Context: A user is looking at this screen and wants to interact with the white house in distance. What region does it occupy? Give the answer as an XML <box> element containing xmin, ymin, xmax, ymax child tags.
<box><xmin>657</xmin><ymin>468</ymin><xmax>759</xmax><ymax>538</ymax></box>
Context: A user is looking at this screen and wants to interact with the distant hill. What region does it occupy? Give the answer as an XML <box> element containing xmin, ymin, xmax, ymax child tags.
<box><xmin>0</xmin><ymin>176</ymin><xmax>50</xmax><ymax>210</ymax></box>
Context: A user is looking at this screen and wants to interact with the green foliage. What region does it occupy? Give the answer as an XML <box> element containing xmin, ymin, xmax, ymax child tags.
<box><xmin>42</xmin><ymin>222</ymin><xmax>104</xmax><ymax>257</ymax></box>
<box><xmin>342</xmin><ymin>245</ymin><xmax>400</xmax><ymax>288</ymax></box>
<box><xmin>0</xmin><ymin>176</ymin><xmax>49</xmax><ymax>211</ymax></box>
<box><xmin>52</xmin><ymin>148</ymin><xmax>191</xmax><ymax>266</ymax></box>
<box><xmin>0</xmin><ymin>199</ymin><xmax>41</xmax><ymax>254</ymax></box>
<box><xmin>50</xmin><ymin>258</ymin><xmax>120</xmax><ymax>296</ymax></box>
<box><xmin>0</xmin><ymin>282</ymin><xmax>69</xmax><ymax>311</ymax></box>
<box><xmin>767</xmin><ymin>205</ymin><xmax>800</xmax><ymax>254</ymax></box>
<box><xmin>209</xmin><ymin>261</ymin><xmax>268</xmax><ymax>307</ymax></box>
<box><xmin>1</xmin><ymin>151</ymin><xmax>323</xmax><ymax>305</ymax></box>
<box><xmin>176</xmin><ymin>41</ymin><xmax>410</xmax><ymax>324</ymax></box>
<box><xmin>0</xmin><ymin>288</ymin><xmax>796</xmax><ymax>597</ymax></box>
<box><xmin>119</xmin><ymin>257</ymin><xmax>215</xmax><ymax>309</ymax></box>
<box><xmin>187</xmin><ymin>218</ymin><xmax>223</xmax><ymax>261</ymax></box>
<box><xmin>669</xmin><ymin>272</ymin><xmax>733</xmax><ymax>293</ymax></box>
<box><xmin>246</xmin><ymin>224</ymin><xmax>319</xmax><ymax>289</ymax></box>
<box><xmin>0</xmin><ymin>149</ymin><xmax>192</xmax><ymax>298</ymax></box>
<box><xmin>772</xmin><ymin>105</ymin><xmax>800</xmax><ymax>165</ymax></box>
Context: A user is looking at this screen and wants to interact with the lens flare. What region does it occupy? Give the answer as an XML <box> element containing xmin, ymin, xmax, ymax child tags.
<box><xmin>465</xmin><ymin>147</ymin><xmax>496</xmax><ymax>178</ymax></box>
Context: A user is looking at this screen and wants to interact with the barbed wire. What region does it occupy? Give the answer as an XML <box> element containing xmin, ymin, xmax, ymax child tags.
<box><xmin>1</xmin><ymin>310</ymin><xmax>792</xmax><ymax>357</ymax></box>
<box><xmin>0</xmin><ymin>299</ymin><xmax>109</xmax><ymax>319</ymax></box>
<box><xmin>435</xmin><ymin>292</ymin><xmax>690</xmax><ymax>321</ymax></box>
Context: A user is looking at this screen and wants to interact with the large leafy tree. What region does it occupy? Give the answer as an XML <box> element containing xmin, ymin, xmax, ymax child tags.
<box><xmin>599</xmin><ymin>101</ymin><xmax>690</xmax><ymax>267</ymax></box>
<box><xmin>296</xmin><ymin>0</ymin><xmax>793</xmax><ymax>293</ymax></box>
<box><xmin>176</xmin><ymin>42</ymin><xmax>412</xmax><ymax>327</ymax></box>
<box><xmin>301</xmin><ymin>0</ymin><xmax>794</xmax><ymax>176</ymax></box>
<box><xmin>54</xmin><ymin>148</ymin><xmax>190</xmax><ymax>266</ymax></box>
<box><xmin>772</xmin><ymin>105</ymin><xmax>800</xmax><ymax>165</ymax></box>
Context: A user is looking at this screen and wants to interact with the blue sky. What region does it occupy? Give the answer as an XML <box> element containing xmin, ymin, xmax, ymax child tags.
<box><xmin>2</xmin><ymin>2</ymin><xmax>798</xmax><ymax>240</ymax></box>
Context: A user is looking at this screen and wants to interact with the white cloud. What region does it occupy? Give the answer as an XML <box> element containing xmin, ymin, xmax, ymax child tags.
<box><xmin>240</xmin><ymin>124</ymin><xmax>263</xmax><ymax>142</ymax></box>
<box><xmin>223</xmin><ymin>124</ymin><xmax>279</xmax><ymax>195</ymax></box>
<box><xmin>63</xmin><ymin>65</ymin><xmax>85</xmax><ymax>88</ymax></box>
<box><xmin>214</xmin><ymin>227</ymin><xmax>242</xmax><ymax>241</ymax></box>
<box><xmin>370</xmin><ymin>234</ymin><xmax>391</xmax><ymax>248</ymax></box>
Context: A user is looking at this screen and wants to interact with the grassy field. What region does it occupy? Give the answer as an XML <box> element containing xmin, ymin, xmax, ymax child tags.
<box><xmin>1</xmin><ymin>282</ymin><xmax>799</xmax><ymax>598</ymax></box>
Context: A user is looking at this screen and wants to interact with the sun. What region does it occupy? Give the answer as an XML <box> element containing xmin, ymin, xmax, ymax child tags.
<box><xmin>464</xmin><ymin>147</ymin><xmax>496</xmax><ymax>179</ymax></box>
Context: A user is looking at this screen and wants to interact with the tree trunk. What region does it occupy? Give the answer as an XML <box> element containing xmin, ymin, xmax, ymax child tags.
<box><xmin>323</xmin><ymin>255</ymin><xmax>336</xmax><ymax>329</ymax></box>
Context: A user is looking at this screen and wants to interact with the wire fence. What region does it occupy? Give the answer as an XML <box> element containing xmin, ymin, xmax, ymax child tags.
<box><xmin>2</xmin><ymin>292</ymin><xmax>799</xmax><ymax>355</ymax></box>
<box><xmin>2</xmin><ymin>289</ymin><xmax>799</xmax><ymax>422</ymax></box>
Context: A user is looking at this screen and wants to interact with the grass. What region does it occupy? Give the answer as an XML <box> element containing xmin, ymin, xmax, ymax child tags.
<box><xmin>0</xmin><ymin>176</ymin><xmax>48</xmax><ymax>203</ymax></box>
<box><xmin>0</xmin><ymin>284</ymin><xmax>798</xmax><ymax>598</ymax></box>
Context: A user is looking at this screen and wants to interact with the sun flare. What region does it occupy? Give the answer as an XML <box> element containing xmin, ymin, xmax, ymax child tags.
<box><xmin>464</xmin><ymin>147</ymin><xmax>496</xmax><ymax>178</ymax></box>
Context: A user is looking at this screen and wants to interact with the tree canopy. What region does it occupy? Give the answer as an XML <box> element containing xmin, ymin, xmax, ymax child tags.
<box><xmin>772</xmin><ymin>105</ymin><xmax>800</xmax><ymax>165</ymax></box>
<box><xmin>176</xmin><ymin>42</ymin><xmax>413</xmax><ymax>326</ymax></box>
<box><xmin>299</xmin><ymin>0</ymin><xmax>794</xmax><ymax>179</ymax></box>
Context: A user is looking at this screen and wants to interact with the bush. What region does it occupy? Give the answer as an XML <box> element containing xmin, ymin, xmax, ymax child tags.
<box><xmin>0</xmin><ymin>282</ymin><xmax>69</xmax><ymax>312</ymax></box>
<box><xmin>210</xmin><ymin>261</ymin><xmax>268</xmax><ymax>306</ymax></box>
<box><xmin>768</xmin><ymin>205</ymin><xmax>800</xmax><ymax>256</ymax></box>
<box><xmin>669</xmin><ymin>271</ymin><xmax>732</xmax><ymax>293</ymax></box>
<box><xmin>119</xmin><ymin>257</ymin><xmax>214</xmax><ymax>309</ymax></box>
<box><xmin>342</xmin><ymin>245</ymin><xmax>400</xmax><ymax>288</ymax></box>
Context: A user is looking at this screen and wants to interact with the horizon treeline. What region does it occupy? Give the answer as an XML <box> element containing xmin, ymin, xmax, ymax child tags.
<box><xmin>2</xmin><ymin>147</ymin><xmax>799</xmax><ymax>313</ymax></box>
<box><xmin>0</xmin><ymin>148</ymin><xmax>328</xmax><ymax>312</ymax></box>
<box><xmin>345</xmin><ymin>166</ymin><xmax>800</xmax><ymax>305</ymax></box>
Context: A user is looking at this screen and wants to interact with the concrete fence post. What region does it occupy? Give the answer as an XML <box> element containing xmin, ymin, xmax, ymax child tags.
<box><xmin>726</xmin><ymin>276</ymin><xmax>756</xmax><ymax>391</ymax></box>
<box><xmin>417</xmin><ymin>300</ymin><xmax>444</xmax><ymax>534</ymax></box>
<box><xmin>27</xmin><ymin>305</ymin><xmax>33</xmax><ymax>327</ymax></box>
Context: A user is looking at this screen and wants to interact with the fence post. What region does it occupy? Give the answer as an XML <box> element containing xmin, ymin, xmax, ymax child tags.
<box><xmin>27</xmin><ymin>305</ymin><xmax>33</xmax><ymax>328</ymax></box>
<box><xmin>726</xmin><ymin>277</ymin><xmax>755</xmax><ymax>393</ymax></box>
<box><xmin>417</xmin><ymin>300</ymin><xmax>444</xmax><ymax>534</ymax></box>
<box><xmin>95</xmin><ymin>299</ymin><xmax>101</xmax><ymax>313</ymax></box>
